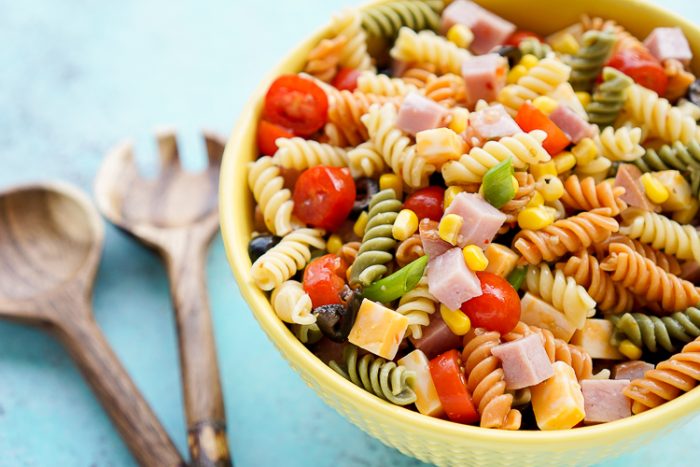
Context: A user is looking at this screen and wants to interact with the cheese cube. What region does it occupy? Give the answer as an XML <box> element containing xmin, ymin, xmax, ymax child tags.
<box><xmin>520</xmin><ymin>293</ymin><xmax>577</xmax><ymax>342</ymax></box>
<box><xmin>398</xmin><ymin>350</ymin><xmax>444</xmax><ymax>417</ymax></box>
<box><xmin>652</xmin><ymin>170</ymin><xmax>692</xmax><ymax>212</ymax></box>
<box><xmin>484</xmin><ymin>244</ymin><xmax>519</xmax><ymax>278</ymax></box>
<box><xmin>531</xmin><ymin>361</ymin><xmax>586</xmax><ymax>430</ymax></box>
<box><xmin>348</xmin><ymin>299</ymin><xmax>409</xmax><ymax>360</ymax></box>
<box><xmin>416</xmin><ymin>128</ymin><xmax>465</xmax><ymax>165</ymax></box>
<box><xmin>571</xmin><ymin>319</ymin><xmax>624</xmax><ymax>360</ymax></box>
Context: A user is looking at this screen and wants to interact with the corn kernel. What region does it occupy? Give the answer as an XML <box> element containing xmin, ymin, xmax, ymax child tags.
<box><xmin>618</xmin><ymin>339</ymin><xmax>643</xmax><ymax>361</ymax></box>
<box><xmin>449</xmin><ymin>107</ymin><xmax>470</xmax><ymax>134</ymax></box>
<box><xmin>327</xmin><ymin>234</ymin><xmax>343</xmax><ymax>254</ymax></box>
<box><xmin>392</xmin><ymin>209</ymin><xmax>419</xmax><ymax>241</ymax></box>
<box><xmin>518</xmin><ymin>206</ymin><xmax>554</xmax><ymax>230</ymax></box>
<box><xmin>532</xmin><ymin>96</ymin><xmax>559</xmax><ymax>116</ymax></box>
<box><xmin>507</xmin><ymin>64</ymin><xmax>528</xmax><ymax>84</ymax></box>
<box><xmin>511</xmin><ymin>175</ymin><xmax>519</xmax><ymax>193</ymax></box>
<box><xmin>550</xmin><ymin>32</ymin><xmax>580</xmax><ymax>55</ymax></box>
<box><xmin>553</xmin><ymin>152</ymin><xmax>577</xmax><ymax>174</ymax></box>
<box><xmin>446</xmin><ymin>24</ymin><xmax>474</xmax><ymax>49</ymax></box>
<box><xmin>520</xmin><ymin>54</ymin><xmax>539</xmax><ymax>69</ymax></box>
<box><xmin>571</xmin><ymin>138</ymin><xmax>599</xmax><ymax>165</ymax></box>
<box><xmin>575</xmin><ymin>91</ymin><xmax>592</xmax><ymax>108</ymax></box>
<box><xmin>527</xmin><ymin>190</ymin><xmax>545</xmax><ymax>208</ymax></box>
<box><xmin>438</xmin><ymin>213</ymin><xmax>463</xmax><ymax>245</ymax></box>
<box><xmin>462</xmin><ymin>245</ymin><xmax>489</xmax><ymax>271</ymax></box>
<box><xmin>673</xmin><ymin>198</ymin><xmax>700</xmax><ymax>224</ymax></box>
<box><xmin>536</xmin><ymin>175</ymin><xmax>565</xmax><ymax>202</ymax></box>
<box><xmin>440</xmin><ymin>304</ymin><xmax>471</xmax><ymax>336</ymax></box>
<box><xmin>353</xmin><ymin>211</ymin><xmax>368</xmax><ymax>237</ymax></box>
<box><xmin>380</xmin><ymin>173</ymin><xmax>403</xmax><ymax>198</ymax></box>
<box><xmin>530</xmin><ymin>161</ymin><xmax>558</xmax><ymax>180</ymax></box>
<box><xmin>641</xmin><ymin>173</ymin><xmax>670</xmax><ymax>204</ymax></box>
<box><xmin>444</xmin><ymin>186</ymin><xmax>466</xmax><ymax>209</ymax></box>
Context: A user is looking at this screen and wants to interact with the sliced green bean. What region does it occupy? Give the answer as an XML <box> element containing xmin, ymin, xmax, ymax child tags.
<box><xmin>362</xmin><ymin>255</ymin><xmax>429</xmax><ymax>303</ymax></box>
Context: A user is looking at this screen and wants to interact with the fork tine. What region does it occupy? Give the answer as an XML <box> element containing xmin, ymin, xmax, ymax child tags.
<box><xmin>155</xmin><ymin>128</ymin><xmax>180</xmax><ymax>167</ymax></box>
<box><xmin>202</xmin><ymin>130</ymin><xmax>226</xmax><ymax>166</ymax></box>
<box><xmin>94</xmin><ymin>141</ymin><xmax>140</xmax><ymax>224</ymax></box>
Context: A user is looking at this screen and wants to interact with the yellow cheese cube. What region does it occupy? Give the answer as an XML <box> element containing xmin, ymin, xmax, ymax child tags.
<box><xmin>520</xmin><ymin>293</ymin><xmax>576</xmax><ymax>342</ymax></box>
<box><xmin>484</xmin><ymin>244</ymin><xmax>520</xmax><ymax>278</ymax></box>
<box><xmin>531</xmin><ymin>361</ymin><xmax>585</xmax><ymax>430</ymax></box>
<box><xmin>348</xmin><ymin>299</ymin><xmax>409</xmax><ymax>360</ymax></box>
<box><xmin>652</xmin><ymin>170</ymin><xmax>692</xmax><ymax>212</ymax></box>
<box><xmin>398</xmin><ymin>350</ymin><xmax>444</xmax><ymax>417</ymax></box>
<box><xmin>416</xmin><ymin>128</ymin><xmax>464</xmax><ymax>165</ymax></box>
<box><xmin>571</xmin><ymin>319</ymin><xmax>624</xmax><ymax>360</ymax></box>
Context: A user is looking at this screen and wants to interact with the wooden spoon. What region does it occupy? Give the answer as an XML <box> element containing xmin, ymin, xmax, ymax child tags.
<box><xmin>0</xmin><ymin>181</ymin><xmax>184</xmax><ymax>467</ymax></box>
<box><xmin>95</xmin><ymin>129</ymin><xmax>231</xmax><ymax>467</ymax></box>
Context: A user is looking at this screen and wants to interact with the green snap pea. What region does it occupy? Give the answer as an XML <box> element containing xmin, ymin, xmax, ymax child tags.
<box><xmin>507</xmin><ymin>266</ymin><xmax>527</xmax><ymax>291</ymax></box>
<box><xmin>362</xmin><ymin>255</ymin><xmax>429</xmax><ymax>303</ymax></box>
<box><xmin>482</xmin><ymin>157</ymin><xmax>515</xmax><ymax>209</ymax></box>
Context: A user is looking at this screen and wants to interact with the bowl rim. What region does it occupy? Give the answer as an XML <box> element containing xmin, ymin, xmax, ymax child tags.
<box><xmin>221</xmin><ymin>0</ymin><xmax>700</xmax><ymax>447</ymax></box>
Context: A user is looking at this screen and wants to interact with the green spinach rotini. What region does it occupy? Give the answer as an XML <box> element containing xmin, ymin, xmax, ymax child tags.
<box><xmin>587</xmin><ymin>67</ymin><xmax>633</xmax><ymax>127</ymax></box>
<box><xmin>567</xmin><ymin>30</ymin><xmax>617</xmax><ymax>92</ymax></box>
<box><xmin>361</xmin><ymin>0</ymin><xmax>443</xmax><ymax>44</ymax></box>
<box><xmin>634</xmin><ymin>141</ymin><xmax>700</xmax><ymax>173</ymax></box>
<box><xmin>518</xmin><ymin>37</ymin><xmax>551</xmax><ymax>60</ymax></box>
<box><xmin>609</xmin><ymin>308</ymin><xmax>700</xmax><ymax>353</ymax></box>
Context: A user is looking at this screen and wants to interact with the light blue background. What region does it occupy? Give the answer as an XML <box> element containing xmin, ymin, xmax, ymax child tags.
<box><xmin>0</xmin><ymin>1</ymin><xmax>698</xmax><ymax>466</ymax></box>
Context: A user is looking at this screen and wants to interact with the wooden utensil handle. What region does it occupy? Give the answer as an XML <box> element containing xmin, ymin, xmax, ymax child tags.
<box><xmin>55</xmin><ymin>299</ymin><xmax>184</xmax><ymax>467</ymax></box>
<box><xmin>165</xmin><ymin>232</ymin><xmax>231</xmax><ymax>467</ymax></box>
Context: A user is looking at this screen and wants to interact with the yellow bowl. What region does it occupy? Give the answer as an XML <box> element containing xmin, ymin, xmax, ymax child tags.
<box><xmin>221</xmin><ymin>1</ymin><xmax>700</xmax><ymax>465</ymax></box>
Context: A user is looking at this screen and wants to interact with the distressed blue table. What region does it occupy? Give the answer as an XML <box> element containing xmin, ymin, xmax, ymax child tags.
<box><xmin>0</xmin><ymin>1</ymin><xmax>698</xmax><ymax>465</ymax></box>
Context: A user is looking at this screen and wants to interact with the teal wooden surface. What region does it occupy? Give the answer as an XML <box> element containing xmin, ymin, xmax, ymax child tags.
<box><xmin>0</xmin><ymin>1</ymin><xmax>698</xmax><ymax>466</ymax></box>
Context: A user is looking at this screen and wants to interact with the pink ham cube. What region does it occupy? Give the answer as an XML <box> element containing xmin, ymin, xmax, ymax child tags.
<box><xmin>410</xmin><ymin>311</ymin><xmax>463</xmax><ymax>359</ymax></box>
<box><xmin>428</xmin><ymin>247</ymin><xmax>482</xmax><ymax>310</ymax></box>
<box><xmin>441</xmin><ymin>0</ymin><xmax>516</xmax><ymax>55</ymax></box>
<box><xmin>581</xmin><ymin>379</ymin><xmax>632</xmax><ymax>424</ymax></box>
<box><xmin>615</xmin><ymin>163</ymin><xmax>658</xmax><ymax>211</ymax></box>
<box><xmin>549</xmin><ymin>105</ymin><xmax>595</xmax><ymax>144</ymax></box>
<box><xmin>443</xmin><ymin>192</ymin><xmax>506</xmax><ymax>249</ymax></box>
<box><xmin>462</xmin><ymin>54</ymin><xmax>508</xmax><ymax>108</ymax></box>
<box><xmin>397</xmin><ymin>92</ymin><xmax>449</xmax><ymax>136</ymax></box>
<box><xmin>613</xmin><ymin>360</ymin><xmax>654</xmax><ymax>381</ymax></box>
<box><xmin>468</xmin><ymin>104</ymin><xmax>521</xmax><ymax>141</ymax></box>
<box><xmin>491</xmin><ymin>333</ymin><xmax>554</xmax><ymax>390</ymax></box>
<box><xmin>419</xmin><ymin>218</ymin><xmax>452</xmax><ymax>258</ymax></box>
<box><xmin>644</xmin><ymin>27</ymin><xmax>692</xmax><ymax>66</ymax></box>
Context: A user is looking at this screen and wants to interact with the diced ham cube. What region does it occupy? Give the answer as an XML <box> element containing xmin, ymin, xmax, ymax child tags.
<box><xmin>468</xmin><ymin>104</ymin><xmax>520</xmax><ymax>141</ymax></box>
<box><xmin>419</xmin><ymin>218</ymin><xmax>452</xmax><ymax>258</ymax></box>
<box><xmin>613</xmin><ymin>360</ymin><xmax>655</xmax><ymax>381</ymax></box>
<box><xmin>428</xmin><ymin>247</ymin><xmax>482</xmax><ymax>310</ymax></box>
<box><xmin>644</xmin><ymin>27</ymin><xmax>692</xmax><ymax>66</ymax></box>
<box><xmin>549</xmin><ymin>105</ymin><xmax>595</xmax><ymax>144</ymax></box>
<box><xmin>444</xmin><ymin>192</ymin><xmax>506</xmax><ymax>248</ymax></box>
<box><xmin>462</xmin><ymin>54</ymin><xmax>508</xmax><ymax>107</ymax></box>
<box><xmin>615</xmin><ymin>163</ymin><xmax>658</xmax><ymax>211</ymax></box>
<box><xmin>442</xmin><ymin>0</ymin><xmax>516</xmax><ymax>55</ymax></box>
<box><xmin>409</xmin><ymin>312</ymin><xmax>463</xmax><ymax>359</ymax></box>
<box><xmin>491</xmin><ymin>333</ymin><xmax>555</xmax><ymax>390</ymax></box>
<box><xmin>397</xmin><ymin>92</ymin><xmax>449</xmax><ymax>136</ymax></box>
<box><xmin>581</xmin><ymin>379</ymin><xmax>632</xmax><ymax>424</ymax></box>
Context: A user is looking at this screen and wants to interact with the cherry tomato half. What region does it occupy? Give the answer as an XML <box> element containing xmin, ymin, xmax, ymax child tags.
<box><xmin>461</xmin><ymin>271</ymin><xmax>521</xmax><ymax>335</ymax></box>
<box><xmin>607</xmin><ymin>48</ymin><xmax>668</xmax><ymax>96</ymax></box>
<box><xmin>515</xmin><ymin>102</ymin><xmax>571</xmax><ymax>155</ymax></box>
<box><xmin>505</xmin><ymin>30</ymin><xmax>545</xmax><ymax>47</ymax></box>
<box><xmin>264</xmin><ymin>74</ymin><xmax>329</xmax><ymax>136</ymax></box>
<box><xmin>332</xmin><ymin>67</ymin><xmax>362</xmax><ymax>92</ymax></box>
<box><xmin>404</xmin><ymin>186</ymin><xmax>445</xmax><ymax>222</ymax></box>
<box><xmin>293</xmin><ymin>166</ymin><xmax>356</xmax><ymax>231</ymax></box>
<box><xmin>303</xmin><ymin>254</ymin><xmax>348</xmax><ymax>307</ymax></box>
<box><xmin>257</xmin><ymin>120</ymin><xmax>294</xmax><ymax>156</ymax></box>
<box><xmin>429</xmin><ymin>350</ymin><xmax>479</xmax><ymax>424</ymax></box>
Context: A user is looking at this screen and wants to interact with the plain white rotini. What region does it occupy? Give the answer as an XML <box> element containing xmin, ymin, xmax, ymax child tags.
<box><xmin>347</xmin><ymin>141</ymin><xmax>387</xmax><ymax>178</ymax></box>
<box><xmin>524</xmin><ymin>264</ymin><xmax>596</xmax><ymax>330</ymax></box>
<box><xmin>330</xmin><ymin>9</ymin><xmax>374</xmax><ymax>71</ymax></box>
<box><xmin>251</xmin><ymin>229</ymin><xmax>326</xmax><ymax>291</ymax></box>
<box><xmin>620</xmin><ymin>209</ymin><xmax>700</xmax><ymax>263</ymax></box>
<box><xmin>271</xmin><ymin>280</ymin><xmax>315</xmax><ymax>325</ymax></box>
<box><xmin>574</xmin><ymin>155</ymin><xmax>612</xmax><ymax>183</ymax></box>
<box><xmin>390</xmin><ymin>27</ymin><xmax>471</xmax><ymax>75</ymax></box>
<box><xmin>272</xmin><ymin>137</ymin><xmax>348</xmax><ymax>171</ymax></box>
<box><xmin>596</xmin><ymin>126</ymin><xmax>645</xmax><ymax>162</ymax></box>
<box><xmin>394</xmin><ymin>276</ymin><xmax>437</xmax><ymax>340</ymax></box>
<box><xmin>624</xmin><ymin>83</ymin><xmax>699</xmax><ymax>145</ymax></box>
<box><xmin>441</xmin><ymin>131</ymin><xmax>550</xmax><ymax>184</ymax></box>
<box><xmin>498</xmin><ymin>58</ymin><xmax>572</xmax><ymax>116</ymax></box>
<box><xmin>357</xmin><ymin>71</ymin><xmax>418</xmax><ymax>97</ymax></box>
<box><xmin>361</xmin><ymin>103</ymin><xmax>435</xmax><ymax>189</ymax></box>
<box><xmin>248</xmin><ymin>156</ymin><xmax>295</xmax><ymax>236</ymax></box>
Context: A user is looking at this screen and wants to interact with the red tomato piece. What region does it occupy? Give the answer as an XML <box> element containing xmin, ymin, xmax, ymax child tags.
<box><xmin>264</xmin><ymin>74</ymin><xmax>329</xmax><ymax>136</ymax></box>
<box><xmin>257</xmin><ymin>120</ymin><xmax>294</xmax><ymax>156</ymax></box>
<box><xmin>505</xmin><ymin>30</ymin><xmax>545</xmax><ymax>47</ymax></box>
<box><xmin>428</xmin><ymin>350</ymin><xmax>479</xmax><ymax>424</ymax></box>
<box><xmin>403</xmin><ymin>186</ymin><xmax>445</xmax><ymax>222</ymax></box>
<box><xmin>303</xmin><ymin>254</ymin><xmax>348</xmax><ymax>307</ymax></box>
<box><xmin>515</xmin><ymin>102</ymin><xmax>571</xmax><ymax>155</ymax></box>
<box><xmin>293</xmin><ymin>166</ymin><xmax>356</xmax><ymax>231</ymax></box>
<box><xmin>332</xmin><ymin>67</ymin><xmax>362</xmax><ymax>92</ymax></box>
<box><xmin>461</xmin><ymin>271</ymin><xmax>521</xmax><ymax>335</ymax></box>
<box><xmin>607</xmin><ymin>48</ymin><xmax>668</xmax><ymax>95</ymax></box>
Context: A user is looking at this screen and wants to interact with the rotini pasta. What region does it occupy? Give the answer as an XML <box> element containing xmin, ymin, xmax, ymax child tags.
<box><xmin>273</xmin><ymin>138</ymin><xmax>348</xmax><ymax>170</ymax></box>
<box><xmin>500</xmin><ymin>172</ymin><xmax>536</xmax><ymax>230</ymax></box>
<box><xmin>330</xmin><ymin>9</ymin><xmax>374</xmax><ymax>71</ymax></box>
<box><xmin>422</xmin><ymin>73</ymin><xmax>467</xmax><ymax>107</ymax></box>
<box><xmin>326</xmin><ymin>90</ymin><xmax>396</xmax><ymax>147</ymax></box>
<box><xmin>247</xmin><ymin>156</ymin><xmax>296</xmax><ymax>236</ymax></box>
<box><xmin>610</xmin><ymin>308</ymin><xmax>700</xmax><ymax>353</ymax></box>
<box><xmin>587</xmin><ymin>66</ymin><xmax>633</xmax><ymax>127</ymax></box>
<box><xmin>390</xmin><ymin>27</ymin><xmax>471</xmax><ymax>75</ymax></box>
<box><xmin>395</xmin><ymin>276</ymin><xmax>436</xmax><ymax>339</ymax></box>
<box><xmin>633</xmin><ymin>141</ymin><xmax>700</xmax><ymax>173</ymax></box>
<box><xmin>347</xmin><ymin>141</ymin><xmax>387</xmax><ymax>178</ymax></box>
<box><xmin>560</xmin><ymin>174</ymin><xmax>627</xmax><ymax>216</ymax></box>
<box><xmin>361</xmin><ymin>0</ymin><xmax>442</xmax><ymax>42</ymax></box>
<box><xmin>619</xmin><ymin>208</ymin><xmax>700</xmax><ymax>263</ymax></box>
<box><xmin>292</xmin><ymin>323</ymin><xmax>323</xmax><ymax>345</ymax></box>
<box><xmin>303</xmin><ymin>35</ymin><xmax>348</xmax><ymax>82</ymax></box>
<box><xmin>519</xmin><ymin>37</ymin><xmax>551</xmax><ymax>60</ymax></box>
<box><xmin>602</xmin><ymin>235</ymin><xmax>682</xmax><ymax>275</ymax></box>
<box><xmin>596</xmin><ymin>126</ymin><xmax>645</xmax><ymax>162</ymax></box>
<box><xmin>271</xmin><ymin>280</ymin><xmax>315</xmax><ymax>325</ymax></box>
<box><xmin>498</xmin><ymin>58</ymin><xmax>572</xmax><ymax>116</ymax></box>
<box><xmin>357</xmin><ymin>71</ymin><xmax>418</xmax><ymax>96</ymax></box>
<box><xmin>398</xmin><ymin>62</ymin><xmax>437</xmax><ymax>88</ymax></box>
<box><xmin>338</xmin><ymin>241</ymin><xmax>361</xmax><ymax>266</ymax></box>
<box><xmin>567</xmin><ymin>30</ymin><xmax>617</xmax><ymax>92</ymax></box>
<box><xmin>395</xmin><ymin>234</ymin><xmax>424</xmax><ymax>267</ymax></box>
